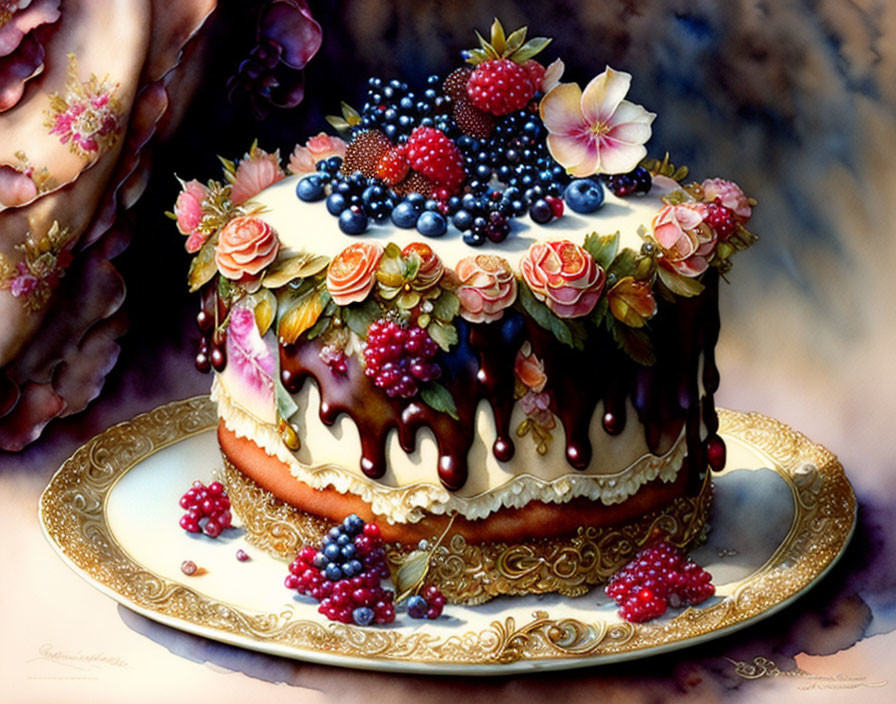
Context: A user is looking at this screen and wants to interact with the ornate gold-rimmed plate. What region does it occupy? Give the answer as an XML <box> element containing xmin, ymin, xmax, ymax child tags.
<box><xmin>39</xmin><ymin>397</ymin><xmax>856</xmax><ymax>674</ymax></box>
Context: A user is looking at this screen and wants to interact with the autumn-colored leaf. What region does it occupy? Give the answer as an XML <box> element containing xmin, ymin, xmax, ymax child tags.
<box><xmin>279</xmin><ymin>291</ymin><xmax>323</xmax><ymax>344</ymax></box>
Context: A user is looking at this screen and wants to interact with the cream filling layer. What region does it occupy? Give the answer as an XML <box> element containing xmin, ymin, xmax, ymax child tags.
<box><xmin>213</xmin><ymin>374</ymin><xmax>686</xmax><ymax>525</ymax></box>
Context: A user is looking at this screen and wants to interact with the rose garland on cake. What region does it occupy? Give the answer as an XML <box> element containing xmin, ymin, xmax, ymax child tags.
<box><xmin>172</xmin><ymin>18</ymin><xmax>757</xmax><ymax>420</ymax></box>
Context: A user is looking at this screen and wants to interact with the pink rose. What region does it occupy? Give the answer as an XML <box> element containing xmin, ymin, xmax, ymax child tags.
<box><xmin>701</xmin><ymin>178</ymin><xmax>752</xmax><ymax>222</ymax></box>
<box><xmin>520</xmin><ymin>240</ymin><xmax>606</xmax><ymax>318</ymax></box>
<box><xmin>215</xmin><ymin>216</ymin><xmax>280</xmax><ymax>281</ymax></box>
<box><xmin>652</xmin><ymin>203</ymin><xmax>718</xmax><ymax>278</ymax></box>
<box><xmin>230</xmin><ymin>149</ymin><xmax>285</xmax><ymax>205</ymax></box>
<box><xmin>401</xmin><ymin>242</ymin><xmax>443</xmax><ymax>290</ymax></box>
<box><xmin>514</xmin><ymin>345</ymin><xmax>547</xmax><ymax>393</ymax></box>
<box><xmin>288</xmin><ymin>132</ymin><xmax>347</xmax><ymax>174</ymax></box>
<box><xmin>174</xmin><ymin>179</ymin><xmax>209</xmax><ymax>252</ymax></box>
<box><xmin>455</xmin><ymin>254</ymin><xmax>517</xmax><ymax>323</ymax></box>
<box><xmin>326</xmin><ymin>242</ymin><xmax>384</xmax><ymax>306</ymax></box>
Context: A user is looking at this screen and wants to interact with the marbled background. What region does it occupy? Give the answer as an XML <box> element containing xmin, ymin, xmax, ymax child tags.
<box><xmin>3</xmin><ymin>1</ymin><xmax>895</xmax><ymax>701</ymax></box>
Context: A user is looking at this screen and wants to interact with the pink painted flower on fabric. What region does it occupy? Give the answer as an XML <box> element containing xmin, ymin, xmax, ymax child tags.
<box><xmin>455</xmin><ymin>254</ymin><xmax>517</xmax><ymax>324</ymax></box>
<box><xmin>520</xmin><ymin>240</ymin><xmax>606</xmax><ymax>318</ymax></box>
<box><xmin>229</xmin><ymin>149</ymin><xmax>285</xmax><ymax>205</ymax></box>
<box><xmin>701</xmin><ymin>178</ymin><xmax>752</xmax><ymax>222</ymax></box>
<box><xmin>653</xmin><ymin>203</ymin><xmax>718</xmax><ymax>278</ymax></box>
<box><xmin>215</xmin><ymin>216</ymin><xmax>280</xmax><ymax>280</ymax></box>
<box><xmin>288</xmin><ymin>132</ymin><xmax>346</xmax><ymax>174</ymax></box>
<box><xmin>539</xmin><ymin>67</ymin><xmax>655</xmax><ymax>177</ymax></box>
<box><xmin>227</xmin><ymin>306</ymin><xmax>276</xmax><ymax>397</ymax></box>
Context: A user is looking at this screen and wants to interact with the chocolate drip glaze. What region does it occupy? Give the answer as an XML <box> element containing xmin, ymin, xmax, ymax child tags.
<box><xmin>267</xmin><ymin>275</ymin><xmax>722</xmax><ymax>492</ymax></box>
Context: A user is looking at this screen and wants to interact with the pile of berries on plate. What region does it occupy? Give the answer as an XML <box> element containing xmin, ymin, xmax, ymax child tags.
<box><xmin>284</xmin><ymin>514</ymin><xmax>446</xmax><ymax>626</ymax></box>
<box><xmin>295</xmin><ymin>19</ymin><xmax>652</xmax><ymax>243</ymax></box>
<box><xmin>605</xmin><ymin>540</ymin><xmax>715</xmax><ymax>623</ymax></box>
<box><xmin>178</xmin><ymin>480</ymin><xmax>233</xmax><ymax>538</ymax></box>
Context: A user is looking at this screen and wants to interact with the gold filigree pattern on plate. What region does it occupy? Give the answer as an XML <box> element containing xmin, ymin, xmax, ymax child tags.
<box><xmin>39</xmin><ymin>398</ymin><xmax>857</xmax><ymax>668</ymax></box>
<box><xmin>223</xmin><ymin>456</ymin><xmax>712</xmax><ymax>604</ymax></box>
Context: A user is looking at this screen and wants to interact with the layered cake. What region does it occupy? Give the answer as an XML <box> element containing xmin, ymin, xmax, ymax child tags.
<box><xmin>173</xmin><ymin>20</ymin><xmax>756</xmax><ymax>603</ymax></box>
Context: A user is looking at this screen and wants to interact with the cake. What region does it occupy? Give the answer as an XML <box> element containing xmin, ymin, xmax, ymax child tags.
<box><xmin>172</xmin><ymin>20</ymin><xmax>757</xmax><ymax>604</ymax></box>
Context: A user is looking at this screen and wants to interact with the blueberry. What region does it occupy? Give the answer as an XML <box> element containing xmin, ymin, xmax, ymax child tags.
<box><xmin>328</xmin><ymin>526</ymin><xmax>342</xmax><ymax>540</ymax></box>
<box><xmin>347</xmin><ymin>559</ymin><xmax>363</xmax><ymax>574</ymax></box>
<box><xmin>463</xmin><ymin>230</ymin><xmax>486</xmax><ymax>247</ymax></box>
<box><xmin>564</xmin><ymin>179</ymin><xmax>605</xmax><ymax>214</ymax></box>
<box><xmin>529</xmin><ymin>199</ymin><xmax>553</xmax><ymax>224</ymax></box>
<box><xmin>353</xmin><ymin>607</ymin><xmax>375</xmax><ymax>626</ymax></box>
<box><xmin>343</xmin><ymin>514</ymin><xmax>364</xmax><ymax>534</ymax></box>
<box><xmin>407</xmin><ymin>595</ymin><xmax>428</xmax><ymax>619</ymax></box>
<box><xmin>338</xmin><ymin>208</ymin><xmax>368</xmax><ymax>235</ymax></box>
<box><xmin>340</xmin><ymin>544</ymin><xmax>357</xmax><ymax>560</ymax></box>
<box><xmin>296</xmin><ymin>175</ymin><xmax>325</xmax><ymax>202</ymax></box>
<box><xmin>391</xmin><ymin>201</ymin><xmax>419</xmax><ymax>228</ymax></box>
<box><xmin>406</xmin><ymin>193</ymin><xmax>425</xmax><ymax>209</ymax></box>
<box><xmin>312</xmin><ymin>551</ymin><xmax>328</xmax><ymax>568</ymax></box>
<box><xmin>452</xmin><ymin>209</ymin><xmax>473</xmax><ymax>232</ymax></box>
<box><xmin>325</xmin><ymin>156</ymin><xmax>343</xmax><ymax>173</ymax></box>
<box><xmin>322</xmin><ymin>543</ymin><xmax>341</xmax><ymax>561</ymax></box>
<box><xmin>326</xmin><ymin>192</ymin><xmax>348</xmax><ymax>215</ymax></box>
<box><xmin>341</xmin><ymin>561</ymin><xmax>357</xmax><ymax>577</ymax></box>
<box><xmin>324</xmin><ymin>563</ymin><xmax>343</xmax><ymax>581</ymax></box>
<box><xmin>416</xmin><ymin>211</ymin><xmax>447</xmax><ymax>237</ymax></box>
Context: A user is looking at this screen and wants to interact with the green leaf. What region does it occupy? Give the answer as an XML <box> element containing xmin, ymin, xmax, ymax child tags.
<box><xmin>428</xmin><ymin>320</ymin><xmax>458</xmax><ymax>352</ymax></box>
<box><xmin>217</xmin><ymin>155</ymin><xmax>236</xmax><ymax>175</ymax></box>
<box><xmin>431</xmin><ymin>289</ymin><xmax>460</xmax><ymax>322</ymax></box>
<box><xmin>188</xmin><ymin>238</ymin><xmax>219</xmax><ymax>292</ymax></box>
<box><xmin>392</xmin><ymin>550</ymin><xmax>431</xmax><ymax>603</ymax></box>
<box><xmin>583</xmin><ymin>231</ymin><xmax>620</xmax><ymax>271</ymax></box>
<box><xmin>489</xmin><ymin>18</ymin><xmax>506</xmax><ymax>55</ymax></box>
<box><xmin>607</xmin><ymin>248</ymin><xmax>638</xmax><ymax>280</ymax></box>
<box><xmin>517</xmin><ymin>282</ymin><xmax>584</xmax><ymax>350</ymax></box>
<box><xmin>465</xmin><ymin>48</ymin><xmax>491</xmax><ymax>65</ymax></box>
<box><xmin>343</xmin><ymin>298</ymin><xmax>383</xmax><ymax>338</ymax></box>
<box><xmin>275</xmin><ymin>377</ymin><xmax>299</xmax><ymax>422</ymax></box>
<box><xmin>340</xmin><ymin>102</ymin><xmax>361</xmax><ymax>125</ymax></box>
<box><xmin>421</xmin><ymin>382</ymin><xmax>459</xmax><ymax>420</ymax></box>
<box><xmin>656</xmin><ymin>265</ymin><xmax>705</xmax><ymax>298</ymax></box>
<box><xmin>262</xmin><ymin>252</ymin><xmax>330</xmax><ymax>288</ymax></box>
<box><xmin>512</xmin><ymin>36</ymin><xmax>552</xmax><ymax>63</ymax></box>
<box><xmin>325</xmin><ymin>115</ymin><xmax>351</xmax><ymax>133</ymax></box>
<box><xmin>591</xmin><ymin>296</ymin><xmax>609</xmax><ymax>328</ymax></box>
<box><xmin>608</xmin><ymin>318</ymin><xmax>656</xmax><ymax>366</ymax></box>
<box><xmin>504</xmin><ymin>26</ymin><xmax>527</xmax><ymax>55</ymax></box>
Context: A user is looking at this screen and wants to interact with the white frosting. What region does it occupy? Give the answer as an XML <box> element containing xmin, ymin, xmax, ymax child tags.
<box><xmin>214</xmin><ymin>373</ymin><xmax>685</xmax><ymax>525</ymax></box>
<box><xmin>252</xmin><ymin>174</ymin><xmax>671</xmax><ymax>268</ymax></box>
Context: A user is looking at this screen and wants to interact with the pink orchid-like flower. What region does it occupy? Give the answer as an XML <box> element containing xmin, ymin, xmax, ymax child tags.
<box><xmin>520</xmin><ymin>240</ymin><xmax>606</xmax><ymax>318</ymax></box>
<box><xmin>288</xmin><ymin>132</ymin><xmax>346</xmax><ymax>174</ymax></box>
<box><xmin>215</xmin><ymin>216</ymin><xmax>280</xmax><ymax>281</ymax></box>
<box><xmin>455</xmin><ymin>254</ymin><xmax>517</xmax><ymax>323</ymax></box>
<box><xmin>653</xmin><ymin>203</ymin><xmax>718</xmax><ymax>278</ymax></box>
<box><xmin>701</xmin><ymin>178</ymin><xmax>752</xmax><ymax>222</ymax></box>
<box><xmin>539</xmin><ymin>67</ymin><xmax>655</xmax><ymax>176</ymax></box>
<box><xmin>229</xmin><ymin>148</ymin><xmax>285</xmax><ymax>205</ymax></box>
<box><xmin>326</xmin><ymin>241</ymin><xmax>383</xmax><ymax>306</ymax></box>
<box><xmin>227</xmin><ymin>305</ymin><xmax>276</xmax><ymax>396</ymax></box>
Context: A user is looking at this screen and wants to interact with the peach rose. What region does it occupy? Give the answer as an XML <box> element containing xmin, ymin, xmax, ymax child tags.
<box><xmin>214</xmin><ymin>216</ymin><xmax>280</xmax><ymax>280</ymax></box>
<box><xmin>230</xmin><ymin>149</ymin><xmax>285</xmax><ymax>205</ymax></box>
<box><xmin>401</xmin><ymin>242</ymin><xmax>443</xmax><ymax>290</ymax></box>
<box><xmin>327</xmin><ymin>242</ymin><xmax>384</xmax><ymax>306</ymax></box>
<box><xmin>288</xmin><ymin>132</ymin><xmax>347</xmax><ymax>174</ymax></box>
<box><xmin>701</xmin><ymin>178</ymin><xmax>751</xmax><ymax>222</ymax></box>
<box><xmin>455</xmin><ymin>254</ymin><xmax>517</xmax><ymax>323</ymax></box>
<box><xmin>520</xmin><ymin>240</ymin><xmax>605</xmax><ymax>318</ymax></box>
<box><xmin>652</xmin><ymin>203</ymin><xmax>717</xmax><ymax>278</ymax></box>
<box><xmin>515</xmin><ymin>343</ymin><xmax>547</xmax><ymax>393</ymax></box>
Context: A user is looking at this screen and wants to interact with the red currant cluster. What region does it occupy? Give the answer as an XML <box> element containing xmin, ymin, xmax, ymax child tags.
<box><xmin>363</xmin><ymin>319</ymin><xmax>441</xmax><ymax>398</ymax></box>
<box><xmin>406</xmin><ymin>584</ymin><xmax>447</xmax><ymax>620</ymax></box>
<box><xmin>178</xmin><ymin>481</ymin><xmax>232</xmax><ymax>538</ymax></box>
<box><xmin>704</xmin><ymin>202</ymin><xmax>737</xmax><ymax>239</ymax></box>
<box><xmin>285</xmin><ymin>515</ymin><xmax>396</xmax><ymax>626</ymax></box>
<box><xmin>318</xmin><ymin>344</ymin><xmax>349</xmax><ymax>375</ymax></box>
<box><xmin>605</xmin><ymin>541</ymin><xmax>715</xmax><ymax>623</ymax></box>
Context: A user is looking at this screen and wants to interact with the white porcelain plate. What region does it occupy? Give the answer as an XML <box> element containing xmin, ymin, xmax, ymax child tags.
<box><xmin>39</xmin><ymin>397</ymin><xmax>856</xmax><ymax>674</ymax></box>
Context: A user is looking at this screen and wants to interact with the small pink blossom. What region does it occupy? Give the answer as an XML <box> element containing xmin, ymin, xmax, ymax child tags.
<box><xmin>653</xmin><ymin>203</ymin><xmax>718</xmax><ymax>278</ymax></box>
<box><xmin>287</xmin><ymin>132</ymin><xmax>346</xmax><ymax>175</ymax></box>
<box><xmin>701</xmin><ymin>178</ymin><xmax>752</xmax><ymax>222</ymax></box>
<box><xmin>518</xmin><ymin>391</ymin><xmax>554</xmax><ymax>429</ymax></box>
<box><xmin>174</xmin><ymin>179</ymin><xmax>208</xmax><ymax>244</ymax></box>
<box><xmin>230</xmin><ymin>149</ymin><xmax>285</xmax><ymax>205</ymax></box>
<box><xmin>514</xmin><ymin>344</ymin><xmax>547</xmax><ymax>393</ymax></box>
<box><xmin>227</xmin><ymin>306</ymin><xmax>276</xmax><ymax>396</ymax></box>
<box><xmin>540</xmin><ymin>67</ymin><xmax>655</xmax><ymax>176</ymax></box>
<box><xmin>10</xmin><ymin>273</ymin><xmax>38</xmax><ymax>297</ymax></box>
<box><xmin>520</xmin><ymin>240</ymin><xmax>606</xmax><ymax>318</ymax></box>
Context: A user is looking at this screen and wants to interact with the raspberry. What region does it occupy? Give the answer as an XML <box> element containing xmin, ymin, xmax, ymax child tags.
<box><xmin>363</xmin><ymin>318</ymin><xmax>441</xmax><ymax>399</ymax></box>
<box><xmin>605</xmin><ymin>540</ymin><xmax>715</xmax><ymax>623</ymax></box>
<box><xmin>704</xmin><ymin>202</ymin><xmax>737</xmax><ymax>240</ymax></box>
<box><xmin>466</xmin><ymin>58</ymin><xmax>535</xmax><ymax>116</ymax></box>
<box><xmin>452</xmin><ymin>98</ymin><xmax>495</xmax><ymax>138</ymax></box>
<box><xmin>442</xmin><ymin>67</ymin><xmax>472</xmax><ymax>100</ymax></box>
<box><xmin>521</xmin><ymin>60</ymin><xmax>546</xmax><ymax>91</ymax></box>
<box><xmin>375</xmin><ymin>145</ymin><xmax>410</xmax><ymax>185</ymax></box>
<box><xmin>406</xmin><ymin>127</ymin><xmax>466</xmax><ymax>195</ymax></box>
<box><xmin>342</xmin><ymin>130</ymin><xmax>393</xmax><ymax>178</ymax></box>
<box><xmin>178</xmin><ymin>480</ymin><xmax>233</xmax><ymax>538</ymax></box>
